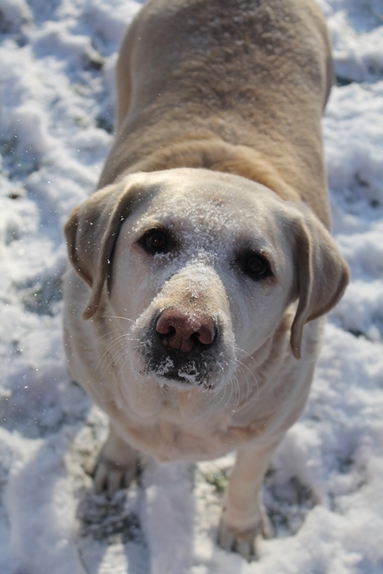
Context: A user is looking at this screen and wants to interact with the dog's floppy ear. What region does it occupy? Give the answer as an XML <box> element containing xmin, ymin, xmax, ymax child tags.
<box><xmin>289</xmin><ymin>208</ymin><xmax>350</xmax><ymax>359</ymax></box>
<box><xmin>64</xmin><ymin>177</ymin><xmax>145</xmax><ymax>320</ymax></box>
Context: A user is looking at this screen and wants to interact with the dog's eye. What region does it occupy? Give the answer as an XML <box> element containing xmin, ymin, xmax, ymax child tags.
<box><xmin>241</xmin><ymin>253</ymin><xmax>272</xmax><ymax>280</ymax></box>
<box><xmin>140</xmin><ymin>229</ymin><xmax>169</xmax><ymax>254</ymax></box>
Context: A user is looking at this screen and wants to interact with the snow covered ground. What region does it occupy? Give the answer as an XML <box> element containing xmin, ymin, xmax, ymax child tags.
<box><xmin>0</xmin><ymin>0</ymin><xmax>383</xmax><ymax>572</ymax></box>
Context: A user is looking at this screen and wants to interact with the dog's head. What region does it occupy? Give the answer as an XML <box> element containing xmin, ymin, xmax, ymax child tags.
<box><xmin>65</xmin><ymin>168</ymin><xmax>349</xmax><ymax>396</ymax></box>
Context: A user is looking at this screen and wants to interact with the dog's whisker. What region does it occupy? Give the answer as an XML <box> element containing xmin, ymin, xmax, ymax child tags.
<box><xmin>232</xmin><ymin>374</ymin><xmax>242</xmax><ymax>411</ymax></box>
<box><xmin>233</xmin><ymin>348</ymin><xmax>260</xmax><ymax>397</ymax></box>
<box><xmin>96</xmin><ymin>332</ymin><xmax>141</xmax><ymax>377</ymax></box>
<box><xmin>220</xmin><ymin>379</ymin><xmax>231</xmax><ymax>409</ymax></box>
<box><xmin>234</xmin><ymin>346</ymin><xmax>261</xmax><ymax>370</ymax></box>
<box><xmin>235</xmin><ymin>359</ymin><xmax>259</xmax><ymax>404</ymax></box>
<box><xmin>101</xmin><ymin>315</ymin><xmax>135</xmax><ymax>323</ymax></box>
<box><xmin>90</xmin><ymin>328</ymin><xmax>123</xmax><ymax>349</ymax></box>
<box><xmin>94</xmin><ymin>333</ymin><xmax>131</xmax><ymax>373</ymax></box>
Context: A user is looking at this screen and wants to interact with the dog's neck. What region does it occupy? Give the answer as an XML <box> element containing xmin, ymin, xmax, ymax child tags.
<box><xmin>116</xmin><ymin>136</ymin><xmax>300</xmax><ymax>203</ymax></box>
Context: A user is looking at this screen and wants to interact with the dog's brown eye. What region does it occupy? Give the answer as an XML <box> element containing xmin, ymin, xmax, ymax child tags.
<box><xmin>146</xmin><ymin>231</ymin><xmax>167</xmax><ymax>249</ymax></box>
<box><xmin>140</xmin><ymin>229</ymin><xmax>169</xmax><ymax>254</ymax></box>
<box><xmin>246</xmin><ymin>255</ymin><xmax>266</xmax><ymax>274</ymax></box>
<box><xmin>241</xmin><ymin>253</ymin><xmax>272</xmax><ymax>280</ymax></box>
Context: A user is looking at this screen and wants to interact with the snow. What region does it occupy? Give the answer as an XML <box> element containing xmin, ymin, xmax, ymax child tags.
<box><xmin>1</xmin><ymin>0</ymin><xmax>383</xmax><ymax>572</ymax></box>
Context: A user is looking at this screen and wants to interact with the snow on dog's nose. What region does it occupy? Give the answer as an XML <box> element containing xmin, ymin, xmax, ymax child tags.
<box><xmin>156</xmin><ymin>308</ymin><xmax>216</xmax><ymax>354</ymax></box>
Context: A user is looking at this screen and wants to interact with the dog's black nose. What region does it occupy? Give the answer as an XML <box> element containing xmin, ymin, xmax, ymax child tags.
<box><xmin>156</xmin><ymin>308</ymin><xmax>216</xmax><ymax>354</ymax></box>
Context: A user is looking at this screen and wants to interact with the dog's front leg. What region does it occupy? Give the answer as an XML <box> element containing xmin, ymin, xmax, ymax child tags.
<box><xmin>93</xmin><ymin>424</ymin><xmax>139</xmax><ymax>497</ymax></box>
<box><xmin>218</xmin><ymin>438</ymin><xmax>281</xmax><ymax>561</ymax></box>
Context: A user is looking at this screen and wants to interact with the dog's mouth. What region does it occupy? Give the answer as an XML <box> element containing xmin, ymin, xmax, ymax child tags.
<box><xmin>144</xmin><ymin>352</ymin><xmax>213</xmax><ymax>389</ymax></box>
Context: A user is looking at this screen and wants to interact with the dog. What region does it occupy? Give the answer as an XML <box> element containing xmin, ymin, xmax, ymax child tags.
<box><xmin>63</xmin><ymin>0</ymin><xmax>349</xmax><ymax>560</ymax></box>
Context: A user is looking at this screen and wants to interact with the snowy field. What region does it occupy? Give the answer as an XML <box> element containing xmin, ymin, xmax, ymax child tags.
<box><xmin>0</xmin><ymin>0</ymin><xmax>383</xmax><ymax>572</ymax></box>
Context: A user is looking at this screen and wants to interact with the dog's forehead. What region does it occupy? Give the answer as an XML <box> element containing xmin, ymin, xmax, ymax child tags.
<box><xmin>136</xmin><ymin>170</ymin><xmax>285</xmax><ymax>238</ymax></box>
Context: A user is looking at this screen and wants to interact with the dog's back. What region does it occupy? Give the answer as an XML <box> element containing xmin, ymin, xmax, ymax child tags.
<box><xmin>100</xmin><ymin>0</ymin><xmax>332</xmax><ymax>226</ymax></box>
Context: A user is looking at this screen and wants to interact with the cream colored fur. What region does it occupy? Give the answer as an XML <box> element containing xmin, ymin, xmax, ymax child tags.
<box><xmin>63</xmin><ymin>0</ymin><xmax>349</xmax><ymax>561</ymax></box>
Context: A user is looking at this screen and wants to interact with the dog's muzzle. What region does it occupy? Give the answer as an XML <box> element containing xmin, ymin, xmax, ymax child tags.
<box><xmin>142</xmin><ymin>308</ymin><xmax>221</xmax><ymax>387</ymax></box>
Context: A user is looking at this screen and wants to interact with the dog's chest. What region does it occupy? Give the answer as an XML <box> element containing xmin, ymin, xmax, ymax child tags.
<box><xmin>120</xmin><ymin>404</ymin><xmax>272</xmax><ymax>462</ymax></box>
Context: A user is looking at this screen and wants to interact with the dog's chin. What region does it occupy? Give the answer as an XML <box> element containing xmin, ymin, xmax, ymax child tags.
<box><xmin>123</xmin><ymin>345</ymin><xmax>238</xmax><ymax>421</ymax></box>
<box><xmin>151</xmin><ymin>369</ymin><xmax>215</xmax><ymax>391</ymax></box>
<box><xmin>144</xmin><ymin>359</ymin><xmax>216</xmax><ymax>391</ymax></box>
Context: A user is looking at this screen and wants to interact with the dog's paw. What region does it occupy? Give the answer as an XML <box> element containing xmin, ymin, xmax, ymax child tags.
<box><xmin>218</xmin><ymin>520</ymin><xmax>258</xmax><ymax>561</ymax></box>
<box><xmin>218</xmin><ymin>512</ymin><xmax>273</xmax><ymax>561</ymax></box>
<box><xmin>92</xmin><ymin>429</ymin><xmax>139</xmax><ymax>497</ymax></box>
<box><xmin>93</xmin><ymin>455</ymin><xmax>139</xmax><ymax>497</ymax></box>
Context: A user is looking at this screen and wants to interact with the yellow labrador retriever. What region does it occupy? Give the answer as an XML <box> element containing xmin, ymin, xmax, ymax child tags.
<box><xmin>63</xmin><ymin>0</ymin><xmax>349</xmax><ymax>560</ymax></box>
